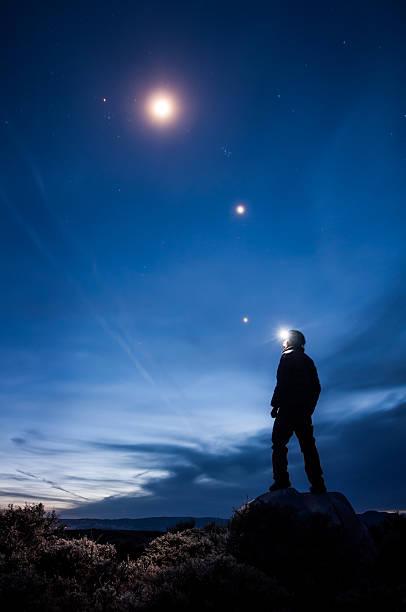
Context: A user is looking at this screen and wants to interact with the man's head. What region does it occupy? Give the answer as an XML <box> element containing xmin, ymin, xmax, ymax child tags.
<box><xmin>283</xmin><ymin>329</ymin><xmax>306</xmax><ymax>349</ymax></box>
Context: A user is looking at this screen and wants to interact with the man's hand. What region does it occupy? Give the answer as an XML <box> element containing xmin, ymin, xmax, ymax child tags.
<box><xmin>270</xmin><ymin>406</ymin><xmax>279</xmax><ymax>418</ymax></box>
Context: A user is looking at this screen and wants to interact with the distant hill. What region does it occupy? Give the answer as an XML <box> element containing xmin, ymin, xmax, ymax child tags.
<box><xmin>358</xmin><ymin>510</ymin><xmax>400</xmax><ymax>526</ymax></box>
<box><xmin>59</xmin><ymin>510</ymin><xmax>404</xmax><ymax>531</ymax></box>
<box><xmin>59</xmin><ymin>516</ymin><xmax>229</xmax><ymax>531</ymax></box>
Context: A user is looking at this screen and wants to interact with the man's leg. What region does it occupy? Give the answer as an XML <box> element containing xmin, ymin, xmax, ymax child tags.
<box><xmin>294</xmin><ymin>417</ymin><xmax>326</xmax><ymax>490</ymax></box>
<box><xmin>271</xmin><ymin>414</ymin><xmax>294</xmax><ymax>487</ymax></box>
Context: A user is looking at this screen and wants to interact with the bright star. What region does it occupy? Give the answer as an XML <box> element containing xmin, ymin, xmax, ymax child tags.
<box><xmin>236</xmin><ymin>205</ymin><xmax>246</xmax><ymax>215</ymax></box>
<box><xmin>243</xmin><ymin>317</ymin><xmax>249</xmax><ymax>324</ymax></box>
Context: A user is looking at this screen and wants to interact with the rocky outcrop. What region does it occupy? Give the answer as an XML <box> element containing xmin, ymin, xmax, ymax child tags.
<box><xmin>245</xmin><ymin>488</ymin><xmax>376</xmax><ymax>562</ymax></box>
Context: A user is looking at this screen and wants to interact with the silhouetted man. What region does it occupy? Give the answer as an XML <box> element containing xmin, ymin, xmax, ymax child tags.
<box><xmin>269</xmin><ymin>330</ymin><xmax>327</xmax><ymax>494</ymax></box>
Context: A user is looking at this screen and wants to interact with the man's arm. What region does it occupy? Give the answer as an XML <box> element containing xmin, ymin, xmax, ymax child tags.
<box><xmin>270</xmin><ymin>358</ymin><xmax>288</xmax><ymax>413</ymax></box>
<box><xmin>270</xmin><ymin>363</ymin><xmax>282</xmax><ymax>408</ymax></box>
<box><xmin>309</xmin><ymin>359</ymin><xmax>321</xmax><ymax>412</ymax></box>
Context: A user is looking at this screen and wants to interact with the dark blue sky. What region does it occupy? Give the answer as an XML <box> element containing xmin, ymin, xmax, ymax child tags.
<box><xmin>1</xmin><ymin>1</ymin><xmax>406</xmax><ymax>517</ymax></box>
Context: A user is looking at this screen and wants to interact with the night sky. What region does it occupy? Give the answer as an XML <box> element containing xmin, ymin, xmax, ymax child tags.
<box><xmin>1</xmin><ymin>1</ymin><xmax>406</xmax><ymax>518</ymax></box>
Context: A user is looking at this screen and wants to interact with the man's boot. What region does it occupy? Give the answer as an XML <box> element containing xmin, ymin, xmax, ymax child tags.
<box><xmin>269</xmin><ymin>480</ymin><xmax>291</xmax><ymax>492</ymax></box>
<box><xmin>310</xmin><ymin>479</ymin><xmax>327</xmax><ymax>494</ymax></box>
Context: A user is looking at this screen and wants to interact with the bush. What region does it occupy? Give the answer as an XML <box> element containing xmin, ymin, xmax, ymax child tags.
<box><xmin>37</xmin><ymin>537</ymin><xmax>116</xmax><ymax>582</ymax></box>
<box><xmin>136</xmin><ymin>525</ymin><xmax>228</xmax><ymax>570</ymax></box>
<box><xmin>0</xmin><ymin>504</ymin><xmax>122</xmax><ymax>611</ymax></box>
<box><xmin>128</xmin><ymin>554</ymin><xmax>290</xmax><ymax>612</ymax></box>
<box><xmin>0</xmin><ymin>503</ymin><xmax>63</xmax><ymax>566</ymax></box>
<box><xmin>1</xmin><ymin>502</ymin><xmax>406</xmax><ymax>611</ymax></box>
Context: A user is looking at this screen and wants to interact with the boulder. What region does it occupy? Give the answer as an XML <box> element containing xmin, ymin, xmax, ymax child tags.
<box><xmin>245</xmin><ymin>488</ymin><xmax>376</xmax><ymax>562</ymax></box>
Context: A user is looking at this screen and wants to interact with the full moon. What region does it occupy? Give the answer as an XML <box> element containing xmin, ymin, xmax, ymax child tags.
<box><xmin>152</xmin><ymin>98</ymin><xmax>171</xmax><ymax>118</ymax></box>
<box><xmin>147</xmin><ymin>92</ymin><xmax>177</xmax><ymax>123</ymax></box>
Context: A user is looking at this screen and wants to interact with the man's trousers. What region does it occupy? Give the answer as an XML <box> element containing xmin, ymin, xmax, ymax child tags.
<box><xmin>272</xmin><ymin>411</ymin><xmax>324</xmax><ymax>486</ymax></box>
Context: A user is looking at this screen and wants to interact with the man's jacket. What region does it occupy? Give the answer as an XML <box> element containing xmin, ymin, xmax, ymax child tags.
<box><xmin>271</xmin><ymin>346</ymin><xmax>321</xmax><ymax>414</ymax></box>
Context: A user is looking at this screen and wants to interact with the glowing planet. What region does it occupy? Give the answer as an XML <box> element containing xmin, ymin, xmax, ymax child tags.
<box><xmin>236</xmin><ymin>205</ymin><xmax>246</xmax><ymax>215</ymax></box>
<box><xmin>243</xmin><ymin>316</ymin><xmax>249</xmax><ymax>323</ymax></box>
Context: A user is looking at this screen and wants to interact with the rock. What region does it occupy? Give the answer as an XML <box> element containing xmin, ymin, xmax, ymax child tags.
<box><xmin>245</xmin><ymin>488</ymin><xmax>376</xmax><ymax>562</ymax></box>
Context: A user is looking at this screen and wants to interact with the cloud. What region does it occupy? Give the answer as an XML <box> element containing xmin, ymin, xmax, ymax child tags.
<box><xmin>0</xmin><ymin>490</ymin><xmax>74</xmax><ymax>503</ymax></box>
<box><xmin>60</xmin><ymin>394</ymin><xmax>406</xmax><ymax>518</ymax></box>
<box><xmin>316</xmin><ymin>399</ymin><xmax>406</xmax><ymax>511</ymax></box>
<box><xmin>61</xmin><ymin>430</ymin><xmax>274</xmax><ymax>518</ymax></box>
<box><xmin>16</xmin><ymin>470</ymin><xmax>90</xmax><ymax>501</ymax></box>
<box><xmin>11</xmin><ymin>437</ymin><xmax>26</xmax><ymax>445</ymax></box>
<box><xmin>320</xmin><ymin>275</ymin><xmax>406</xmax><ymax>392</ymax></box>
<box><xmin>65</xmin><ymin>473</ymin><xmax>150</xmax><ymax>484</ymax></box>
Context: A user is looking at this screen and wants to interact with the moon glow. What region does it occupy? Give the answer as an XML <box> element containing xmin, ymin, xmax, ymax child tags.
<box><xmin>147</xmin><ymin>92</ymin><xmax>177</xmax><ymax>123</ymax></box>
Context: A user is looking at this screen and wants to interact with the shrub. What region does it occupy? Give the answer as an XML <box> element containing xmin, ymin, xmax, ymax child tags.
<box><xmin>0</xmin><ymin>503</ymin><xmax>63</xmax><ymax>565</ymax></box>
<box><xmin>136</xmin><ymin>525</ymin><xmax>228</xmax><ymax>571</ymax></box>
<box><xmin>123</xmin><ymin>554</ymin><xmax>291</xmax><ymax>612</ymax></box>
<box><xmin>2</xmin><ymin>502</ymin><xmax>406</xmax><ymax>611</ymax></box>
<box><xmin>0</xmin><ymin>504</ymin><xmax>121</xmax><ymax>611</ymax></box>
<box><xmin>0</xmin><ymin>504</ymin><xmax>289</xmax><ymax>611</ymax></box>
<box><xmin>37</xmin><ymin>536</ymin><xmax>117</xmax><ymax>582</ymax></box>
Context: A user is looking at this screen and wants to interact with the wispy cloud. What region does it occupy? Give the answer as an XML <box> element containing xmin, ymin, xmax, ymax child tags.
<box><xmin>0</xmin><ymin>177</ymin><xmax>192</xmax><ymax>434</ymax></box>
<box><xmin>320</xmin><ymin>273</ymin><xmax>406</xmax><ymax>392</ymax></box>
<box><xmin>0</xmin><ymin>490</ymin><xmax>74</xmax><ymax>503</ymax></box>
<box><xmin>16</xmin><ymin>470</ymin><xmax>90</xmax><ymax>501</ymax></box>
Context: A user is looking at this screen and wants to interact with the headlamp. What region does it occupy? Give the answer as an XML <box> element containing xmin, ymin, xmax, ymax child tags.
<box><xmin>278</xmin><ymin>328</ymin><xmax>290</xmax><ymax>342</ymax></box>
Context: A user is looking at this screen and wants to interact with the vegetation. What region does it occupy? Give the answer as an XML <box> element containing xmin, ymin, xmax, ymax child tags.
<box><xmin>63</xmin><ymin>528</ymin><xmax>162</xmax><ymax>561</ymax></box>
<box><xmin>0</xmin><ymin>502</ymin><xmax>405</xmax><ymax>610</ymax></box>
